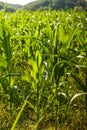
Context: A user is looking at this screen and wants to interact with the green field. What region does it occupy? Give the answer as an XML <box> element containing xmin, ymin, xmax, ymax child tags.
<box><xmin>0</xmin><ymin>10</ymin><xmax>87</xmax><ymax>130</ymax></box>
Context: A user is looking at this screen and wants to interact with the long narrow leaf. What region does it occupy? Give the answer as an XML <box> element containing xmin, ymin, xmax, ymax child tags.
<box><xmin>70</xmin><ymin>92</ymin><xmax>87</xmax><ymax>105</ymax></box>
<box><xmin>11</xmin><ymin>100</ymin><xmax>27</xmax><ymax>130</ymax></box>
<box><xmin>71</xmin><ymin>73</ymin><xmax>87</xmax><ymax>92</ymax></box>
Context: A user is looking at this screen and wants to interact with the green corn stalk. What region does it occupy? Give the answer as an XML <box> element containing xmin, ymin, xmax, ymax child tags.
<box><xmin>53</xmin><ymin>39</ymin><xmax>59</xmax><ymax>130</ymax></box>
<box><xmin>86</xmin><ymin>53</ymin><xmax>87</xmax><ymax>110</ymax></box>
<box><xmin>36</xmin><ymin>50</ymin><xmax>41</xmax><ymax>123</ymax></box>
<box><xmin>0</xmin><ymin>20</ymin><xmax>13</xmax><ymax>116</ymax></box>
<box><xmin>76</xmin><ymin>32</ymin><xmax>87</xmax><ymax>110</ymax></box>
<box><xmin>28</xmin><ymin>48</ymin><xmax>43</xmax><ymax>130</ymax></box>
<box><xmin>46</xmin><ymin>20</ymin><xmax>67</xmax><ymax>130</ymax></box>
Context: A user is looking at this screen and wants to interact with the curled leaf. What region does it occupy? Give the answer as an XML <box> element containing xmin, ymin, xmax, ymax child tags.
<box><xmin>70</xmin><ymin>92</ymin><xmax>87</xmax><ymax>105</ymax></box>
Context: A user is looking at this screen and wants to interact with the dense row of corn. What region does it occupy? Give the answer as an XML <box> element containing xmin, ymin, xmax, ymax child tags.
<box><xmin>0</xmin><ymin>10</ymin><xmax>87</xmax><ymax>130</ymax></box>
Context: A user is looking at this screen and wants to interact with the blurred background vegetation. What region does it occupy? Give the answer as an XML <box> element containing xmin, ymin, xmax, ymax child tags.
<box><xmin>0</xmin><ymin>0</ymin><xmax>87</xmax><ymax>12</ymax></box>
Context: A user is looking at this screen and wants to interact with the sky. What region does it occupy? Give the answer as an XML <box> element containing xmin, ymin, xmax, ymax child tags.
<box><xmin>0</xmin><ymin>0</ymin><xmax>36</xmax><ymax>5</ymax></box>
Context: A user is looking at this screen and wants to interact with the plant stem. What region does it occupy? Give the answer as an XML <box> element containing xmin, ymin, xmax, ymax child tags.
<box><xmin>54</xmin><ymin>42</ymin><xmax>59</xmax><ymax>130</ymax></box>
<box><xmin>85</xmin><ymin>51</ymin><xmax>87</xmax><ymax>111</ymax></box>
<box><xmin>55</xmin><ymin>104</ymin><xmax>58</xmax><ymax>130</ymax></box>
<box><xmin>36</xmin><ymin>80</ymin><xmax>40</xmax><ymax>130</ymax></box>
<box><xmin>9</xmin><ymin>76</ymin><xmax>13</xmax><ymax>116</ymax></box>
<box><xmin>37</xmin><ymin>85</ymin><xmax>39</xmax><ymax>122</ymax></box>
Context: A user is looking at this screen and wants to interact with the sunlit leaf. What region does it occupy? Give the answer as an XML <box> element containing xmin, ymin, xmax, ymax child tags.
<box><xmin>70</xmin><ymin>92</ymin><xmax>87</xmax><ymax>105</ymax></box>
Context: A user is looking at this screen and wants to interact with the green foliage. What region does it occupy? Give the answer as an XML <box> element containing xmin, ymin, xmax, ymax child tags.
<box><xmin>0</xmin><ymin>10</ymin><xmax>87</xmax><ymax>130</ymax></box>
<box><xmin>0</xmin><ymin>0</ymin><xmax>87</xmax><ymax>12</ymax></box>
<box><xmin>0</xmin><ymin>104</ymin><xmax>10</xmax><ymax>130</ymax></box>
<box><xmin>24</xmin><ymin>0</ymin><xmax>87</xmax><ymax>11</ymax></box>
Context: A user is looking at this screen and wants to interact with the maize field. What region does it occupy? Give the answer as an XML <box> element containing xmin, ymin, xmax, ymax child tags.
<box><xmin>0</xmin><ymin>10</ymin><xmax>87</xmax><ymax>130</ymax></box>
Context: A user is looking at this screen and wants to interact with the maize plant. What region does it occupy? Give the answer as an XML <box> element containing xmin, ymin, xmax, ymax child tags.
<box><xmin>0</xmin><ymin>10</ymin><xmax>87</xmax><ymax>130</ymax></box>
